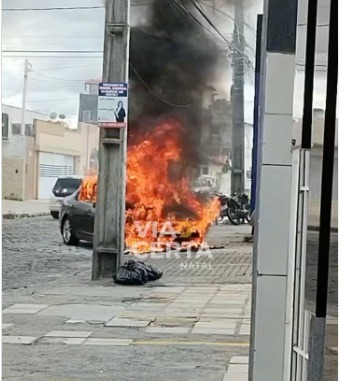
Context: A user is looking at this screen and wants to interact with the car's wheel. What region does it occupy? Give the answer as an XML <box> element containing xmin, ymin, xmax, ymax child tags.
<box><xmin>62</xmin><ymin>217</ymin><xmax>79</xmax><ymax>246</ymax></box>
<box><xmin>50</xmin><ymin>211</ymin><xmax>59</xmax><ymax>219</ymax></box>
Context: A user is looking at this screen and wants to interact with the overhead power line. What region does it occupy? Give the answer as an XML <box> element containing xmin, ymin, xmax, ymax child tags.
<box><xmin>30</xmin><ymin>71</ymin><xmax>87</xmax><ymax>82</ymax></box>
<box><xmin>3</xmin><ymin>50</ymin><xmax>103</xmax><ymax>54</ymax></box>
<box><xmin>29</xmin><ymin>77</ymin><xmax>84</xmax><ymax>85</ymax></box>
<box><xmin>3</xmin><ymin>6</ymin><xmax>104</xmax><ymax>11</ymax></box>
<box><xmin>3</xmin><ymin>63</ymin><xmax>101</xmax><ymax>74</ymax></box>
<box><xmin>129</xmin><ymin>63</ymin><xmax>192</xmax><ymax>108</ymax></box>
<box><xmin>199</xmin><ymin>1</ymin><xmax>256</xmax><ymax>33</ymax></box>
<box><xmin>27</xmin><ymin>97</ymin><xmax>78</xmax><ymax>103</ymax></box>
<box><xmin>3</xmin><ymin>56</ymin><xmax>102</xmax><ymax>58</ymax></box>
<box><xmin>33</xmin><ymin>64</ymin><xmax>100</xmax><ymax>72</ymax></box>
<box><xmin>3</xmin><ymin>3</ymin><xmax>153</xmax><ymax>11</ymax></box>
<box><xmin>188</xmin><ymin>0</ymin><xmax>254</xmax><ymax>72</ymax></box>
<box><xmin>3</xmin><ymin>35</ymin><xmax>103</xmax><ymax>39</ymax></box>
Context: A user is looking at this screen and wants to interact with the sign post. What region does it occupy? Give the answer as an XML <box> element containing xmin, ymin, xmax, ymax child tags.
<box><xmin>98</xmin><ymin>82</ymin><xmax>128</xmax><ymax>128</ymax></box>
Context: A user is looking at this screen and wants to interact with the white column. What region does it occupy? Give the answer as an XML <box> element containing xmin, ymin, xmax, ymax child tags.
<box><xmin>249</xmin><ymin>0</ymin><xmax>298</xmax><ymax>379</ymax></box>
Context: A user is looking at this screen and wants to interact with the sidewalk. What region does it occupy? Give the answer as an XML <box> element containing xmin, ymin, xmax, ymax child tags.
<box><xmin>308</xmin><ymin>200</ymin><xmax>338</xmax><ymax>231</ymax></box>
<box><xmin>2</xmin><ymin>199</ymin><xmax>50</xmax><ymax>218</ymax></box>
<box><xmin>2</xmin><ymin>283</ymin><xmax>252</xmax><ymax>381</ymax></box>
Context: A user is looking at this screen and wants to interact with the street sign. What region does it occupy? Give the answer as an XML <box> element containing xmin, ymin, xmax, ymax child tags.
<box><xmin>98</xmin><ymin>82</ymin><xmax>128</xmax><ymax>128</ymax></box>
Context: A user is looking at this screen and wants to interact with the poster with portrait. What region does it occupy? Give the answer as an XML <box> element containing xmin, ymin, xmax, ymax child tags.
<box><xmin>97</xmin><ymin>82</ymin><xmax>128</xmax><ymax>128</ymax></box>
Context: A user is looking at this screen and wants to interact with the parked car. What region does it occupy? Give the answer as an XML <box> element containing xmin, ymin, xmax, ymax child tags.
<box><xmin>59</xmin><ymin>191</ymin><xmax>135</xmax><ymax>245</ymax></box>
<box><xmin>59</xmin><ymin>190</ymin><xmax>95</xmax><ymax>245</ymax></box>
<box><xmin>192</xmin><ymin>175</ymin><xmax>218</xmax><ymax>194</ymax></box>
<box><xmin>49</xmin><ymin>176</ymin><xmax>83</xmax><ymax>219</ymax></box>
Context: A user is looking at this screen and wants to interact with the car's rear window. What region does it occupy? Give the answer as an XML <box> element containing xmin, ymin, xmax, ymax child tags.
<box><xmin>53</xmin><ymin>178</ymin><xmax>82</xmax><ymax>197</ymax></box>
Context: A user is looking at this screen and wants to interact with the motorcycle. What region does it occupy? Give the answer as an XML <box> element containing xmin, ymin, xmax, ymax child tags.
<box><xmin>210</xmin><ymin>192</ymin><xmax>233</xmax><ymax>224</ymax></box>
<box><xmin>226</xmin><ymin>192</ymin><xmax>251</xmax><ymax>225</ymax></box>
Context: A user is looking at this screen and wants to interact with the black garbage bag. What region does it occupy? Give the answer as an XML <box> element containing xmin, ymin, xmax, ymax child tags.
<box><xmin>136</xmin><ymin>261</ymin><xmax>163</xmax><ymax>281</ymax></box>
<box><xmin>114</xmin><ymin>260</ymin><xmax>148</xmax><ymax>285</ymax></box>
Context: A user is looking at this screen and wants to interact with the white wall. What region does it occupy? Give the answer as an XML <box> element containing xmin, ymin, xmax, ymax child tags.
<box><xmin>2</xmin><ymin>104</ymin><xmax>49</xmax><ymax>156</ymax></box>
<box><xmin>2</xmin><ymin>135</ymin><xmax>26</xmax><ymax>157</ymax></box>
<box><xmin>2</xmin><ymin>104</ymin><xmax>48</xmax><ymax>125</ymax></box>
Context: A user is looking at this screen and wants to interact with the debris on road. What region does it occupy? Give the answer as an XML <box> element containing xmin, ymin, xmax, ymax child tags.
<box><xmin>114</xmin><ymin>260</ymin><xmax>163</xmax><ymax>285</ymax></box>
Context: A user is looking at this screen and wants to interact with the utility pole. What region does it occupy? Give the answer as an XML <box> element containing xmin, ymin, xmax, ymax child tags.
<box><xmin>21</xmin><ymin>59</ymin><xmax>30</xmax><ymax>135</ymax></box>
<box><xmin>231</xmin><ymin>1</ymin><xmax>245</xmax><ymax>194</ymax></box>
<box><xmin>92</xmin><ymin>0</ymin><xmax>130</xmax><ymax>280</ymax></box>
<box><xmin>250</xmin><ymin>15</ymin><xmax>263</xmax><ymax>213</ymax></box>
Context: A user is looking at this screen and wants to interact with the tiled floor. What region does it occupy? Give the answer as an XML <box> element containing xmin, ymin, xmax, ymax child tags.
<box><xmin>222</xmin><ymin>356</ymin><xmax>249</xmax><ymax>381</ymax></box>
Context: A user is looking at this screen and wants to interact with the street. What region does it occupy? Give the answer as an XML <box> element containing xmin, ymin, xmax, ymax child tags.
<box><xmin>2</xmin><ymin>217</ymin><xmax>91</xmax><ymax>292</ymax></box>
<box><xmin>3</xmin><ymin>217</ymin><xmax>252</xmax><ymax>381</ymax></box>
<box><xmin>2</xmin><ymin>217</ymin><xmax>337</xmax><ymax>380</ymax></box>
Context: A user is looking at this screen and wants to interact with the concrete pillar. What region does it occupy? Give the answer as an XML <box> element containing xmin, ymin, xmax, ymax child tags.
<box><xmin>249</xmin><ymin>0</ymin><xmax>298</xmax><ymax>380</ymax></box>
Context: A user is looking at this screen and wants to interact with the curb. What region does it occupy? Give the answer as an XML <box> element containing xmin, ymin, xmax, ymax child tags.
<box><xmin>2</xmin><ymin>212</ymin><xmax>50</xmax><ymax>219</ymax></box>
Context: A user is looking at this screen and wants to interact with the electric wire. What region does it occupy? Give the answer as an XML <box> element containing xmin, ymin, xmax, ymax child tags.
<box><xmin>30</xmin><ymin>71</ymin><xmax>88</xmax><ymax>82</ymax></box>
<box><xmin>3</xmin><ymin>50</ymin><xmax>103</xmax><ymax>54</ymax></box>
<box><xmin>27</xmin><ymin>97</ymin><xmax>79</xmax><ymax>103</ymax></box>
<box><xmin>3</xmin><ymin>6</ymin><xmax>104</xmax><ymax>11</ymax></box>
<box><xmin>129</xmin><ymin>63</ymin><xmax>192</xmax><ymax>108</ymax></box>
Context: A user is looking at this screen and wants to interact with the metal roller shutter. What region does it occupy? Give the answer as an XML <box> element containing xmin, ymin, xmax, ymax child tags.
<box><xmin>38</xmin><ymin>152</ymin><xmax>74</xmax><ymax>199</ymax></box>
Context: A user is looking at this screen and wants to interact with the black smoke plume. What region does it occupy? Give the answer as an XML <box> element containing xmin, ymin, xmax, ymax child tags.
<box><xmin>128</xmin><ymin>0</ymin><xmax>221</xmax><ymax>163</ymax></box>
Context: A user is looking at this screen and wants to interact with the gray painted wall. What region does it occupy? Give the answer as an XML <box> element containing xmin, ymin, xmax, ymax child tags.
<box><xmin>78</xmin><ymin>94</ymin><xmax>98</xmax><ymax>123</ymax></box>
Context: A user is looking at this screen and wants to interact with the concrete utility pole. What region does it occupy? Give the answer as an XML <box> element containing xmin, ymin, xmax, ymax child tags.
<box><xmin>92</xmin><ymin>0</ymin><xmax>130</xmax><ymax>280</ymax></box>
<box><xmin>231</xmin><ymin>1</ymin><xmax>245</xmax><ymax>193</ymax></box>
<box><xmin>250</xmin><ymin>15</ymin><xmax>263</xmax><ymax>213</ymax></box>
<box><xmin>21</xmin><ymin>59</ymin><xmax>30</xmax><ymax>136</ymax></box>
<box><xmin>249</xmin><ymin>0</ymin><xmax>298</xmax><ymax>379</ymax></box>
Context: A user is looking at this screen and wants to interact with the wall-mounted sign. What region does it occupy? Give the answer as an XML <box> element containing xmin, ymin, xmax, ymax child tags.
<box><xmin>97</xmin><ymin>82</ymin><xmax>128</xmax><ymax>128</ymax></box>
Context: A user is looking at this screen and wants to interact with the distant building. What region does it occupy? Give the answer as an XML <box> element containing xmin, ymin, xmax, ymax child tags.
<box><xmin>244</xmin><ymin>122</ymin><xmax>253</xmax><ymax>195</ymax></box>
<box><xmin>2</xmin><ymin>106</ymin><xmax>98</xmax><ymax>200</ymax></box>
<box><xmin>78</xmin><ymin>79</ymin><xmax>100</xmax><ymax>124</ymax></box>
<box><xmin>198</xmin><ymin>87</ymin><xmax>233</xmax><ymax>194</ymax></box>
<box><xmin>2</xmin><ymin>104</ymin><xmax>49</xmax><ymax>140</ymax></box>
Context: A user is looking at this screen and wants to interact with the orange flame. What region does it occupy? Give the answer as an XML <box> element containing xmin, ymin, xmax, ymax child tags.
<box><xmin>79</xmin><ymin>119</ymin><xmax>220</xmax><ymax>252</ymax></box>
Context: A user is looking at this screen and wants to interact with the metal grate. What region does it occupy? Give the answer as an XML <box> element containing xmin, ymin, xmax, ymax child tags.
<box><xmin>39</xmin><ymin>164</ymin><xmax>73</xmax><ymax>177</ymax></box>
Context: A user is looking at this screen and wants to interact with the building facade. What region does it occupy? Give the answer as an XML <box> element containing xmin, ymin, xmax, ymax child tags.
<box><xmin>2</xmin><ymin>106</ymin><xmax>98</xmax><ymax>200</ymax></box>
<box><xmin>78</xmin><ymin>79</ymin><xmax>100</xmax><ymax>124</ymax></box>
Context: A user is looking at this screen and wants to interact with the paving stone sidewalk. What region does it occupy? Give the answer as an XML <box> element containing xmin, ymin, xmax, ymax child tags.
<box><xmin>2</xmin><ymin>199</ymin><xmax>49</xmax><ymax>218</ymax></box>
<box><xmin>3</xmin><ymin>283</ymin><xmax>252</xmax><ymax>381</ymax></box>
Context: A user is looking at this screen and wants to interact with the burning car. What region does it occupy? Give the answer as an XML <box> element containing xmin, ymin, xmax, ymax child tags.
<box><xmin>59</xmin><ymin>120</ymin><xmax>220</xmax><ymax>252</ymax></box>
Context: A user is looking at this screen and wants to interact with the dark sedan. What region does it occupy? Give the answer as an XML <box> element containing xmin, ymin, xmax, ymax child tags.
<box><xmin>59</xmin><ymin>190</ymin><xmax>95</xmax><ymax>245</ymax></box>
<box><xmin>59</xmin><ymin>191</ymin><xmax>135</xmax><ymax>245</ymax></box>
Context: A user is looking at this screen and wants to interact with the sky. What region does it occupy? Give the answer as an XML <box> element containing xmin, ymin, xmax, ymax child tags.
<box><xmin>2</xmin><ymin>0</ymin><xmax>330</xmax><ymax>127</ymax></box>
